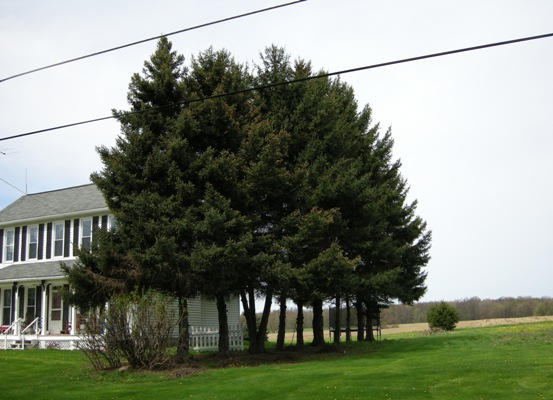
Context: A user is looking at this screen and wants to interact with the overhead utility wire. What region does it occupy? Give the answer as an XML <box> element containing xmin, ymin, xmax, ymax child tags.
<box><xmin>1</xmin><ymin>31</ymin><xmax>552</xmax><ymax>143</ymax></box>
<box><xmin>0</xmin><ymin>0</ymin><xmax>307</xmax><ymax>83</ymax></box>
<box><xmin>0</xmin><ymin>176</ymin><xmax>25</xmax><ymax>194</ymax></box>
<box><xmin>0</xmin><ymin>175</ymin><xmax>68</xmax><ymax>214</ymax></box>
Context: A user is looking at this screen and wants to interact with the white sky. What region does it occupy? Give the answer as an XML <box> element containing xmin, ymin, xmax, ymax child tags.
<box><xmin>1</xmin><ymin>0</ymin><xmax>552</xmax><ymax>303</ymax></box>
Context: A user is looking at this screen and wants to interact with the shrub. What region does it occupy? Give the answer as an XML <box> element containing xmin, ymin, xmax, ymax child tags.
<box><xmin>427</xmin><ymin>301</ymin><xmax>459</xmax><ymax>331</ymax></box>
<box><xmin>78</xmin><ymin>289</ymin><xmax>183</xmax><ymax>370</ymax></box>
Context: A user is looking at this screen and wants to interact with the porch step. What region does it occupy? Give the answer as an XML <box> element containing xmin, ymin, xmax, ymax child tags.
<box><xmin>9</xmin><ymin>340</ymin><xmax>34</xmax><ymax>350</ymax></box>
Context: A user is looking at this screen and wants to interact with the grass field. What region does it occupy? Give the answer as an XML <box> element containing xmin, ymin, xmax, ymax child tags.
<box><xmin>1</xmin><ymin>321</ymin><xmax>552</xmax><ymax>399</ymax></box>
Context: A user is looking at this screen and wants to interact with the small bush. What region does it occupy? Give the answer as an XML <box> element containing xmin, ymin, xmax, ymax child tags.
<box><xmin>79</xmin><ymin>289</ymin><xmax>183</xmax><ymax>370</ymax></box>
<box><xmin>427</xmin><ymin>301</ymin><xmax>459</xmax><ymax>331</ymax></box>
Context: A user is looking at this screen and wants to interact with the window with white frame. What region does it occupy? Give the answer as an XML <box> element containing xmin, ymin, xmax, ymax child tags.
<box><xmin>26</xmin><ymin>287</ymin><xmax>36</xmax><ymax>323</ymax></box>
<box><xmin>4</xmin><ymin>228</ymin><xmax>15</xmax><ymax>262</ymax></box>
<box><xmin>53</xmin><ymin>222</ymin><xmax>64</xmax><ymax>257</ymax></box>
<box><xmin>81</xmin><ymin>218</ymin><xmax>92</xmax><ymax>251</ymax></box>
<box><xmin>28</xmin><ymin>225</ymin><xmax>38</xmax><ymax>259</ymax></box>
<box><xmin>2</xmin><ymin>288</ymin><xmax>12</xmax><ymax>325</ymax></box>
<box><xmin>51</xmin><ymin>287</ymin><xmax>62</xmax><ymax>321</ymax></box>
<box><xmin>108</xmin><ymin>215</ymin><xmax>117</xmax><ymax>231</ymax></box>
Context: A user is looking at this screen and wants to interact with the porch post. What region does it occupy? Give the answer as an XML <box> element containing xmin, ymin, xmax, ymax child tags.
<box><xmin>70</xmin><ymin>305</ymin><xmax>77</xmax><ymax>335</ymax></box>
<box><xmin>13</xmin><ymin>283</ymin><xmax>20</xmax><ymax>335</ymax></box>
<box><xmin>41</xmin><ymin>283</ymin><xmax>48</xmax><ymax>335</ymax></box>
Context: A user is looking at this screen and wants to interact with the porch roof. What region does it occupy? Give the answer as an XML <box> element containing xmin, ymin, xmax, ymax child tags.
<box><xmin>0</xmin><ymin>260</ymin><xmax>74</xmax><ymax>283</ymax></box>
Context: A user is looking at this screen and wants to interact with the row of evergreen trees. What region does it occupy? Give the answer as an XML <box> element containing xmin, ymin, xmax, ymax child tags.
<box><xmin>64</xmin><ymin>38</ymin><xmax>431</xmax><ymax>357</ymax></box>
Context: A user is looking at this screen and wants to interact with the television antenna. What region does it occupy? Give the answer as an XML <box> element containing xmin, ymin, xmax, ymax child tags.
<box><xmin>0</xmin><ymin>148</ymin><xmax>17</xmax><ymax>155</ymax></box>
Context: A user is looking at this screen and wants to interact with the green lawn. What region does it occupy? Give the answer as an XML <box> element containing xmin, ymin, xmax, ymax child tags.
<box><xmin>2</xmin><ymin>322</ymin><xmax>552</xmax><ymax>399</ymax></box>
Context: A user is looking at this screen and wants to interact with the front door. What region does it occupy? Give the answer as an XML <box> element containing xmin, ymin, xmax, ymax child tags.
<box><xmin>50</xmin><ymin>287</ymin><xmax>63</xmax><ymax>334</ymax></box>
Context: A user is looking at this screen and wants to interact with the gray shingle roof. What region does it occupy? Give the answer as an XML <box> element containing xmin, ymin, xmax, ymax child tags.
<box><xmin>0</xmin><ymin>259</ymin><xmax>74</xmax><ymax>282</ymax></box>
<box><xmin>0</xmin><ymin>184</ymin><xmax>107</xmax><ymax>224</ymax></box>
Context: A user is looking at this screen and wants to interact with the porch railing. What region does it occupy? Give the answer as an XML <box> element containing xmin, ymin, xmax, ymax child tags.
<box><xmin>1</xmin><ymin>318</ymin><xmax>22</xmax><ymax>350</ymax></box>
<box><xmin>189</xmin><ymin>324</ymin><xmax>243</xmax><ymax>351</ymax></box>
<box><xmin>1</xmin><ymin>323</ymin><xmax>244</xmax><ymax>352</ymax></box>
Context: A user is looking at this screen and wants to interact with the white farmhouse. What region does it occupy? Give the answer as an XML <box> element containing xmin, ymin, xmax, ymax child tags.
<box><xmin>0</xmin><ymin>184</ymin><xmax>242</xmax><ymax>350</ymax></box>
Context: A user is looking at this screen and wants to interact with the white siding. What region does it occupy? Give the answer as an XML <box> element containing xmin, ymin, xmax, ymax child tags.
<box><xmin>187</xmin><ymin>294</ymin><xmax>241</xmax><ymax>327</ymax></box>
<box><xmin>187</xmin><ymin>297</ymin><xmax>202</xmax><ymax>326</ymax></box>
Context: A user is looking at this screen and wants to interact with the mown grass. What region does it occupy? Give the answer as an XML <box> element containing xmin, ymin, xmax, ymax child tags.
<box><xmin>1</xmin><ymin>322</ymin><xmax>552</xmax><ymax>399</ymax></box>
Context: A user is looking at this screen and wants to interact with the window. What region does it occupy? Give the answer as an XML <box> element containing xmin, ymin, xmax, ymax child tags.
<box><xmin>108</xmin><ymin>215</ymin><xmax>118</xmax><ymax>231</ymax></box>
<box><xmin>28</xmin><ymin>226</ymin><xmax>38</xmax><ymax>259</ymax></box>
<box><xmin>53</xmin><ymin>222</ymin><xmax>64</xmax><ymax>257</ymax></box>
<box><xmin>81</xmin><ymin>218</ymin><xmax>92</xmax><ymax>251</ymax></box>
<box><xmin>2</xmin><ymin>289</ymin><xmax>12</xmax><ymax>325</ymax></box>
<box><xmin>4</xmin><ymin>229</ymin><xmax>14</xmax><ymax>262</ymax></box>
<box><xmin>26</xmin><ymin>288</ymin><xmax>36</xmax><ymax>323</ymax></box>
<box><xmin>51</xmin><ymin>287</ymin><xmax>62</xmax><ymax>321</ymax></box>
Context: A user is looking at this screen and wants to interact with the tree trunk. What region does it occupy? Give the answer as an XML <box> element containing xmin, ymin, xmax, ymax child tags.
<box><xmin>216</xmin><ymin>292</ymin><xmax>230</xmax><ymax>358</ymax></box>
<box><xmin>311</xmin><ymin>298</ymin><xmax>325</xmax><ymax>346</ymax></box>
<box><xmin>255</xmin><ymin>287</ymin><xmax>273</xmax><ymax>352</ymax></box>
<box><xmin>241</xmin><ymin>287</ymin><xmax>273</xmax><ymax>354</ymax></box>
<box><xmin>345</xmin><ymin>294</ymin><xmax>351</xmax><ymax>342</ymax></box>
<box><xmin>355</xmin><ymin>298</ymin><xmax>365</xmax><ymax>342</ymax></box>
<box><xmin>276</xmin><ymin>294</ymin><xmax>287</xmax><ymax>351</ymax></box>
<box><xmin>176</xmin><ymin>296</ymin><xmax>189</xmax><ymax>361</ymax></box>
<box><xmin>333</xmin><ymin>295</ymin><xmax>341</xmax><ymax>345</ymax></box>
<box><xmin>364</xmin><ymin>300</ymin><xmax>375</xmax><ymax>342</ymax></box>
<box><xmin>240</xmin><ymin>288</ymin><xmax>258</xmax><ymax>350</ymax></box>
<box><xmin>296</xmin><ymin>299</ymin><xmax>304</xmax><ymax>348</ymax></box>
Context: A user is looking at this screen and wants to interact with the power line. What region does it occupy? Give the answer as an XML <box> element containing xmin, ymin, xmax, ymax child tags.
<box><xmin>0</xmin><ymin>176</ymin><xmax>25</xmax><ymax>195</ymax></box>
<box><xmin>0</xmin><ymin>175</ymin><xmax>69</xmax><ymax>215</ymax></box>
<box><xmin>0</xmin><ymin>0</ymin><xmax>307</xmax><ymax>83</ymax></box>
<box><xmin>1</xmin><ymin>31</ymin><xmax>552</xmax><ymax>143</ymax></box>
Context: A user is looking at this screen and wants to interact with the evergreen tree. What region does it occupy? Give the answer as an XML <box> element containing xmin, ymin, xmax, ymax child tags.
<box><xmin>64</xmin><ymin>37</ymin><xmax>196</xmax><ymax>357</ymax></box>
<box><xmin>181</xmin><ymin>47</ymin><xmax>255</xmax><ymax>357</ymax></box>
<box><xmin>254</xmin><ymin>46</ymin><xmax>431</xmax><ymax>346</ymax></box>
<box><xmin>66</xmin><ymin>39</ymin><xmax>256</xmax><ymax>358</ymax></box>
<box><xmin>66</xmin><ymin>39</ymin><xmax>431</xmax><ymax>358</ymax></box>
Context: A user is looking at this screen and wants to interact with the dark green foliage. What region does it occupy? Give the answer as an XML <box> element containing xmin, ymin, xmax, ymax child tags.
<box><xmin>66</xmin><ymin>38</ymin><xmax>256</xmax><ymax>358</ymax></box>
<box><xmin>427</xmin><ymin>301</ymin><xmax>459</xmax><ymax>331</ymax></box>
<box><xmin>250</xmin><ymin>46</ymin><xmax>431</xmax><ymax>344</ymax></box>
<box><xmin>66</xmin><ymin>38</ymin><xmax>432</xmax><ymax>359</ymax></box>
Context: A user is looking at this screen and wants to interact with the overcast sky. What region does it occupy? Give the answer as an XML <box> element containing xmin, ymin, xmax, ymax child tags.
<box><xmin>1</xmin><ymin>0</ymin><xmax>552</xmax><ymax>303</ymax></box>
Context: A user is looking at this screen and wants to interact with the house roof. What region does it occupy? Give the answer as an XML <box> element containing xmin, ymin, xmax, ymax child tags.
<box><xmin>0</xmin><ymin>184</ymin><xmax>107</xmax><ymax>224</ymax></box>
<box><xmin>0</xmin><ymin>260</ymin><xmax>74</xmax><ymax>283</ymax></box>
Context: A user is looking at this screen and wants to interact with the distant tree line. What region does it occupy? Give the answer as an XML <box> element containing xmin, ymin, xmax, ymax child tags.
<box><xmin>262</xmin><ymin>297</ymin><xmax>553</xmax><ymax>331</ymax></box>
<box><xmin>381</xmin><ymin>297</ymin><xmax>553</xmax><ymax>326</ymax></box>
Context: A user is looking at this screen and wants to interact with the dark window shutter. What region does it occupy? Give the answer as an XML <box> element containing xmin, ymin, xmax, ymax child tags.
<box><xmin>18</xmin><ymin>286</ymin><xmax>25</xmax><ymax>321</ymax></box>
<box><xmin>93</xmin><ymin>216</ymin><xmax>99</xmax><ymax>228</ymax></box>
<box><xmin>73</xmin><ymin>219</ymin><xmax>80</xmax><ymax>249</ymax></box>
<box><xmin>100</xmin><ymin>215</ymin><xmax>107</xmax><ymax>231</ymax></box>
<box><xmin>46</xmin><ymin>223</ymin><xmax>52</xmax><ymax>259</ymax></box>
<box><xmin>21</xmin><ymin>226</ymin><xmax>27</xmax><ymax>262</ymax></box>
<box><xmin>36</xmin><ymin>286</ymin><xmax>43</xmax><ymax>320</ymax></box>
<box><xmin>38</xmin><ymin>224</ymin><xmax>44</xmax><ymax>260</ymax></box>
<box><xmin>14</xmin><ymin>227</ymin><xmax>20</xmax><ymax>262</ymax></box>
<box><xmin>64</xmin><ymin>220</ymin><xmax>71</xmax><ymax>257</ymax></box>
<box><xmin>0</xmin><ymin>228</ymin><xmax>3</xmax><ymax>262</ymax></box>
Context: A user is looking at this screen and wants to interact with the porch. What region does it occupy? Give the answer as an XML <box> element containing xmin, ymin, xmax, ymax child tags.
<box><xmin>1</xmin><ymin>319</ymin><xmax>243</xmax><ymax>351</ymax></box>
